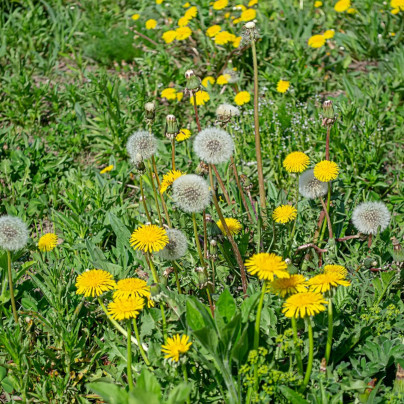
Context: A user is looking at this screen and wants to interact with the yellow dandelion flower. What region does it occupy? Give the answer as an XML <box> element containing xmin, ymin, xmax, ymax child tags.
<box><xmin>241</xmin><ymin>8</ymin><xmax>256</xmax><ymax>21</ymax></box>
<box><xmin>162</xmin><ymin>334</ymin><xmax>192</xmax><ymax>362</ymax></box>
<box><xmin>130</xmin><ymin>224</ymin><xmax>169</xmax><ymax>253</ymax></box>
<box><xmin>391</xmin><ymin>7</ymin><xmax>400</xmax><ymax>13</ymax></box>
<box><xmin>107</xmin><ymin>296</ymin><xmax>144</xmax><ymax>321</ymax></box>
<box><xmin>113</xmin><ymin>278</ymin><xmax>151</xmax><ymax>300</ymax></box>
<box><xmin>334</xmin><ymin>0</ymin><xmax>350</xmax><ymax>12</ymax></box>
<box><xmin>233</xmin><ymin>17</ymin><xmax>243</xmax><ymax>24</ymax></box>
<box><xmin>235</xmin><ymin>4</ymin><xmax>247</xmax><ymax>11</ymax></box>
<box><xmin>323</xmin><ymin>29</ymin><xmax>335</xmax><ymax>39</ymax></box>
<box><xmin>323</xmin><ymin>264</ymin><xmax>348</xmax><ymax>277</ymax></box>
<box><xmin>177</xmin><ymin>92</ymin><xmax>184</xmax><ymax>101</ymax></box>
<box><xmin>268</xmin><ymin>274</ymin><xmax>308</xmax><ymax>297</ymax></box>
<box><xmin>216</xmin><ymin>218</ymin><xmax>242</xmax><ymax>236</ymax></box>
<box><xmin>314</xmin><ymin>1</ymin><xmax>323</xmax><ymax>7</ymax></box>
<box><xmin>391</xmin><ymin>0</ymin><xmax>404</xmax><ymax>11</ymax></box>
<box><xmin>183</xmin><ymin>2</ymin><xmax>190</xmax><ymax>7</ymax></box>
<box><xmin>216</xmin><ymin>74</ymin><xmax>231</xmax><ymax>85</ymax></box>
<box><xmin>75</xmin><ymin>269</ymin><xmax>116</xmax><ymax>298</ymax></box>
<box><xmin>206</xmin><ymin>25</ymin><xmax>222</xmax><ymax>37</ymax></box>
<box><xmin>347</xmin><ymin>7</ymin><xmax>357</xmax><ymax>13</ymax></box>
<box><xmin>313</xmin><ymin>160</ymin><xmax>339</xmax><ymax>182</ymax></box>
<box><xmin>234</xmin><ymin>91</ymin><xmax>251</xmax><ymax>105</ymax></box>
<box><xmin>160</xmin><ymin>170</ymin><xmax>185</xmax><ymax>194</ymax></box>
<box><xmin>273</xmin><ymin>205</ymin><xmax>297</xmax><ymax>224</ymax></box>
<box><xmin>232</xmin><ymin>36</ymin><xmax>242</xmax><ymax>47</ymax></box>
<box><xmin>131</xmin><ymin>14</ymin><xmax>140</xmax><ymax>21</ymax></box>
<box><xmin>162</xmin><ymin>30</ymin><xmax>177</xmax><ymax>43</ymax></box>
<box><xmin>178</xmin><ymin>16</ymin><xmax>190</xmax><ymax>27</ymax></box>
<box><xmin>38</xmin><ymin>233</ymin><xmax>58</xmax><ymax>252</ymax></box>
<box><xmin>161</xmin><ymin>88</ymin><xmax>177</xmax><ymax>100</ymax></box>
<box><xmin>214</xmin><ymin>31</ymin><xmax>236</xmax><ymax>45</ymax></box>
<box><xmin>213</xmin><ymin>0</ymin><xmax>228</xmax><ymax>10</ymax></box>
<box><xmin>276</xmin><ymin>80</ymin><xmax>290</xmax><ymax>93</ymax></box>
<box><xmin>145</xmin><ymin>19</ymin><xmax>157</xmax><ymax>30</ymax></box>
<box><xmin>282</xmin><ymin>291</ymin><xmax>328</xmax><ymax>318</ymax></box>
<box><xmin>184</xmin><ymin>6</ymin><xmax>198</xmax><ymax>19</ymax></box>
<box><xmin>308</xmin><ymin>272</ymin><xmax>350</xmax><ymax>293</ymax></box>
<box><xmin>249</xmin><ymin>0</ymin><xmax>258</xmax><ymax>6</ymax></box>
<box><xmin>283</xmin><ymin>151</ymin><xmax>310</xmax><ymax>173</ymax></box>
<box><xmin>175</xmin><ymin>26</ymin><xmax>192</xmax><ymax>40</ymax></box>
<box><xmin>156</xmin><ymin>0</ymin><xmax>164</xmax><ymax>4</ymax></box>
<box><xmin>176</xmin><ymin>128</ymin><xmax>191</xmax><ymax>142</ymax></box>
<box><xmin>202</xmin><ymin>76</ymin><xmax>215</xmax><ymax>87</ymax></box>
<box><xmin>245</xmin><ymin>253</ymin><xmax>289</xmax><ymax>281</ymax></box>
<box><xmin>308</xmin><ymin>34</ymin><xmax>326</xmax><ymax>48</ymax></box>
<box><xmin>190</xmin><ymin>90</ymin><xmax>210</xmax><ymax>105</ymax></box>
<box><xmin>100</xmin><ymin>164</ymin><xmax>113</xmax><ymax>174</ymax></box>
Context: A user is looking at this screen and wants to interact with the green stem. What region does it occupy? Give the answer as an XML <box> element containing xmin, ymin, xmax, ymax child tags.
<box><xmin>287</xmin><ymin>178</ymin><xmax>300</xmax><ymax>257</ymax></box>
<box><xmin>146</xmin><ymin>252</ymin><xmax>160</xmax><ymax>283</ymax></box>
<box><xmin>139</xmin><ymin>175</ymin><xmax>152</xmax><ymax>223</ymax></box>
<box><xmin>253</xmin><ymin>281</ymin><xmax>267</xmax><ymax>350</ymax></box>
<box><xmin>152</xmin><ymin>156</ymin><xmax>172</xmax><ymax>227</ymax></box>
<box><xmin>182</xmin><ymin>364</ymin><xmax>191</xmax><ymax>404</ymax></box>
<box><xmin>291</xmin><ymin>317</ymin><xmax>303</xmax><ymax>375</ymax></box>
<box><xmin>148</xmin><ymin>161</ymin><xmax>163</xmax><ymax>226</ymax></box>
<box><xmin>192</xmin><ymin>213</ymin><xmax>206</xmax><ymax>267</ymax></box>
<box><xmin>7</xmin><ymin>251</ymin><xmax>18</xmax><ymax>323</ymax></box>
<box><xmin>133</xmin><ymin>319</ymin><xmax>151</xmax><ymax>366</ymax></box>
<box><xmin>127</xmin><ymin>321</ymin><xmax>133</xmax><ymax>391</ymax></box>
<box><xmin>301</xmin><ymin>317</ymin><xmax>314</xmax><ymax>392</ymax></box>
<box><xmin>325</xmin><ymin>298</ymin><xmax>333</xmax><ymax>364</ymax></box>
<box><xmin>171</xmin><ymin>138</ymin><xmax>176</xmax><ymax>171</ymax></box>
<box><xmin>172</xmin><ymin>261</ymin><xmax>182</xmax><ymax>294</ymax></box>
<box><xmin>319</xmin><ymin>183</ymin><xmax>331</xmax><ymax>244</ymax></box>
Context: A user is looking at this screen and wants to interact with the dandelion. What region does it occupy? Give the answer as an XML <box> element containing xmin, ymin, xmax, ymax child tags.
<box><xmin>161</xmin><ymin>334</ymin><xmax>192</xmax><ymax>362</ymax></box>
<box><xmin>234</xmin><ymin>91</ymin><xmax>251</xmax><ymax>105</ymax></box>
<box><xmin>160</xmin><ymin>170</ymin><xmax>185</xmax><ymax>194</ymax></box>
<box><xmin>216</xmin><ymin>218</ymin><xmax>242</xmax><ymax>236</ymax></box>
<box><xmin>178</xmin><ymin>16</ymin><xmax>190</xmax><ymax>27</ymax></box>
<box><xmin>282</xmin><ymin>291</ymin><xmax>327</xmax><ymax>318</ymax></box>
<box><xmin>202</xmin><ymin>76</ymin><xmax>215</xmax><ymax>87</ymax></box>
<box><xmin>184</xmin><ymin>5</ymin><xmax>197</xmax><ymax>18</ymax></box>
<box><xmin>0</xmin><ymin>215</ymin><xmax>29</xmax><ymax>251</ymax></box>
<box><xmin>190</xmin><ymin>90</ymin><xmax>210</xmax><ymax>106</ymax></box>
<box><xmin>241</xmin><ymin>8</ymin><xmax>256</xmax><ymax>21</ymax></box>
<box><xmin>214</xmin><ymin>31</ymin><xmax>236</xmax><ymax>45</ymax></box>
<box><xmin>38</xmin><ymin>233</ymin><xmax>58</xmax><ymax>252</ymax></box>
<box><xmin>283</xmin><ymin>151</ymin><xmax>310</xmax><ymax>173</ymax></box>
<box><xmin>391</xmin><ymin>0</ymin><xmax>404</xmax><ymax>13</ymax></box>
<box><xmin>176</xmin><ymin>128</ymin><xmax>191</xmax><ymax>142</ymax></box>
<box><xmin>108</xmin><ymin>296</ymin><xmax>145</xmax><ymax>321</ymax></box>
<box><xmin>75</xmin><ymin>269</ymin><xmax>116</xmax><ymax>297</ymax></box>
<box><xmin>193</xmin><ymin>127</ymin><xmax>234</xmax><ymax>165</ymax></box>
<box><xmin>276</xmin><ymin>80</ymin><xmax>290</xmax><ymax>93</ymax></box>
<box><xmin>223</xmin><ymin>68</ymin><xmax>239</xmax><ymax>83</ymax></box>
<box><xmin>216</xmin><ymin>74</ymin><xmax>231</xmax><ymax>85</ymax></box>
<box><xmin>352</xmin><ymin>201</ymin><xmax>391</xmax><ymax>235</ymax></box>
<box><xmin>249</xmin><ymin>0</ymin><xmax>258</xmax><ymax>5</ymax></box>
<box><xmin>145</xmin><ymin>19</ymin><xmax>157</xmax><ymax>29</ymax></box>
<box><xmin>175</xmin><ymin>26</ymin><xmax>192</xmax><ymax>40</ymax></box>
<box><xmin>313</xmin><ymin>160</ymin><xmax>339</xmax><ymax>182</ymax></box>
<box><xmin>100</xmin><ymin>165</ymin><xmax>113</xmax><ymax>174</ymax></box>
<box><xmin>177</xmin><ymin>92</ymin><xmax>184</xmax><ymax>101</ymax></box>
<box><xmin>347</xmin><ymin>7</ymin><xmax>357</xmax><ymax>13</ymax></box>
<box><xmin>162</xmin><ymin>30</ymin><xmax>177</xmax><ymax>43</ymax></box>
<box><xmin>113</xmin><ymin>278</ymin><xmax>151</xmax><ymax>301</ymax></box>
<box><xmin>130</xmin><ymin>224</ymin><xmax>169</xmax><ymax>253</ymax></box>
<box><xmin>158</xmin><ymin>228</ymin><xmax>188</xmax><ymax>261</ymax></box>
<box><xmin>314</xmin><ymin>1</ymin><xmax>323</xmax><ymax>7</ymax></box>
<box><xmin>172</xmin><ymin>174</ymin><xmax>211</xmax><ymax>213</ymax></box>
<box><xmin>323</xmin><ymin>29</ymin><xmax>335</xmax><ymax>39</ymax></box>
<box><xmin>334</xmin><ymin>0</ymin><xmax>351</xmax><ymax>12</ymax></box>
<box><xmin>273</xmin><ymin>205</ymin><xmax>297</xmax><ymax>224</ymax></box>
<box><xmin>245</xmin><ymin>253</ymin><xmax>289</xmax><ymax>281</ymax></box>
<box><xmin>308</xmin><ymin>34</ymin><xmax>326</xmax><ymax>48</ymax></box>
<box><xmin>233</xmin><ymin>36</ymin><xmax>242</xmax><ymax>47</ymax></box>
<box><xmin>161</xmin><ymin>88</ymin><xmax>178</xmax><ymax>100</ymax></box>
<box><xmin>324</xmin><ymin>264</ymin><xmax>348</xmax><ymax>277</ymax></box>
<box><xmin>308</xmin><ymin>272</ymin><xmax>350</xmax><ymax>293</ymax></box>
<box><xmin>126</xmin><ymin>130</ymin><xmax>157</xmax><ymax>163</ymax></box>
<box><xmin>299</xmin><ymin>169</ymin><xmax>328</xmax><ymax>199</ymax></box>
<box><xmin>156</xmin><ymin>0</ymin><xmax>163</xmax><ymax>4</ymax></box>
<box><xmin>206</xmin><ymin>25</ymin><xmax>222</xmax><ymax>37</ymax></box>
<box><xmin>216</xmin><ymin>104</ymin><xmax>240</xmax><ymax>122</ymax></box>
<box><xmin>131</xmin><ymin>14</ymin><xmax>140</xmax><ymax>20</ymax></box>
<box><xmin>213</xmin><ymin>0</ymin><xmax>228</xmax><ymax>10</ymax></box>
<box><xmin>269</xmin><ymin>275</ymin><xmax>307</xmax><ymax>297</ymax></box>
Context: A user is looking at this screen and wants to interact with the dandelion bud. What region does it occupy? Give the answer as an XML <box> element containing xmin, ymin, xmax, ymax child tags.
<box><xmin>243</xmin><ymin>21</ymin><xmax>258</xmax><ymax>43</ymax></box>
<box><xmin>195</xmin><ymin>267</ymin><xmax>208</xmax><ymax>288</ymax></box>
<box><xmin>240</xmin><ymin>174</ymin><xmax>253</xmax><ymax>191</ymax></box>
<box><xmin>394</xmin><ymin>364</ymin><xmax>404</xmax><ymax>393</ymax></box>
<box><xmin>322</xmin><ymin>100</ymin><xmax>334</xmax><ymax>118</ymax></box>
<box><xmin>150</xmin><ymin>283</ymin><xmax>161</xmax><ymax>297</ymax></box>
<box><xmin>135</xmin><ymin>154</ymin><xmax>146</xmax><ymax>174</ymax></box>
<box><xmin>185</xmin><ymin>69</ymin><xmax>200</xmax><ymax>91</ymax></box>
<box><xmin>210</xmin><ymin>239</ymin><xmax>217</xmax><ymax>247</ymax></box>
<box><xmin>144</xmin><ymin>101</ymin><xmax>156</xmax><ymax>121</ymax></box>
<box><xmin>165</xmin><ymin>114</ymin><xmax>179</xmax><ymax>140</ymax></box>
<box><xmin>391</xmin><ymin>237</ymin><xmax>404</xmax><ymax>262</ymax></box>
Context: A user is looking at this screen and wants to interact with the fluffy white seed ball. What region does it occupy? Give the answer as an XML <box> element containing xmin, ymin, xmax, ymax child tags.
<box><xmin>299</xmin><ymin>169</ymin><xmax>328</xmax><ymax>199</ymax></box>
<box><xmin>158</xmin><ymin>229</ymin><xmax>188</xmax><ymax>261</ymax></box>
<box><xmin>352</xmin><ymin>201</ymin><xmax>391</xmax><ymax>235</ymax></box>
<box><xmin>0</xmin><ymin>216</ymin><xmax>29</xmax><ymax>251</ymax></box>
<box><xmin>126</xmin><ymin>130</ymin><xmax>157</xmax><ymax>163</ymax></box>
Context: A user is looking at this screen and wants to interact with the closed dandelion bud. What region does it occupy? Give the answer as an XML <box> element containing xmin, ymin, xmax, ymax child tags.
<box><xmin>210</xmin><ymin>239</ymin><xmax>217</xmax><ymax>247</ymax></box>
<box><xmin>135</xmin><ymin>154</ymin><xmax>146</xmax><ymax>174</ymax></box>
<box><xmin>391</xmin><ymin>237</ymin><xmax>404</xmax><ymax>262</ymax></box>
<box><xmin>150</xmin><ymin>283</ymin><xmax>161</xmax><ymax>297</ymax></box>
<box><xmin>144</xmin><ymin>101</ymin><xmax>156</xmax><ymax>121</ymax></box>
<box><xmin>240</xmin><ymin>174</ymin><xmax>253</xmax><ymax>191</ymax></box>
<box><xmin>243</xmin><ymin>21</ymin><xmax>258</xmax><ymax>44</ymax></box>
<box><xmin>165</xmin><ymin>114</ymin><xmax>179</xmax><ymax>140</ymax></box>
<box><xmin>394</xmin><ymin>364</ymin><xmax>404</xmax><ymax>393</ymax></box>
<box><xmin>185</xmin><ymin>69</ymin><xmax>200</xmax><ymax>91</ymax></box>
<box><xmin>322</xmin><ymin>100</ymin><xmax>334</xmax><ymax>119</ymax></box>
<box><xmin>0</xmin><ymin>215</ymin><xmax>29</xmax><ymax>251</ymax></box>
<box><xmin>195</xmin><ymin>267</ymin><xmax>208</xmax><ymax>288</ymax></box>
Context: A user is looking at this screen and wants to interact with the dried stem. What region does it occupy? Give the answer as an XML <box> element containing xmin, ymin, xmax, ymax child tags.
<box><xmin>319</xmin><ymin>196</ymin><xmax>333</xmax><ymax>240</ymax></box>
<box><xmin>212</xmin><ymin>164</ymin><xmax>232</xmax><ymax>209</ymax></box>
<box><xmin>192</xmin><ymin>92</ymin><xmax>202</xmax><ymax>132</ymax></box>
<box><xmin>139</xmin><ymin>175</ymin><xmax>152</xmax><ymax>223</ymax></box>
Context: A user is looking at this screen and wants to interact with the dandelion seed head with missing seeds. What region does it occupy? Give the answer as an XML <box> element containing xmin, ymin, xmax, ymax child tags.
<box><xmin>193</xmin><ymin>127</ymin><xmax>234</xmax><ymax>165</ymax></box>
<box><xmin>299</xmin><ymin>169</ymin><xmax>328</xmax><ymax>199</ymax></box>
<box><xmin>172</xmin><ymin>174</ymin><xmax>211</xmax><ymax>213</ymax></box>
<box><xmin>0</xmin><ymin>215</ymin><xmax>29</xmax><ymax>251</ymax></box>
<box><xmin>216</xmin><ymin>104</ymin><xmax>240</xmax><ymax>121</ymax></box>
<box><xmin>126</xmin><ymin>130</ymin><xmax>157</xmax><ymax>164</ymax></box>
<box><xmin>223</xmin><ymin>68</ymin><xmax>239</xmax><ymax>83</ymax></box>
<box><xmin>158</xmin><ymin>228</ymin><xmax>188</xmax><ymax>261</ymax></box>
<box><xmin>352</xmin><ymin>201</ymin><xmax>391</xmax><ymax>235</ymax></box>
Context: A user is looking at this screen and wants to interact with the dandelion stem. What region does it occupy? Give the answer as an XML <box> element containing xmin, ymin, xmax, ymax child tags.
<box><xmin>325</xmin><ymin>126</ymin><xmax>331</xmax><ymax>161</ymax></box>
<box><xmin>253</xmin><ymin>281</ymin><xmax>266</xmax><ymax>350</ymax></box>
<box><xmin>192</xmin><ymin>92</ymin><xmax>202</xmax><ymax>132</ymax></box>
<box><xmin>152</xmin><ymin>156</ymin><xmax>172</xmax><ymax>228</ymax></box>
<box><xmin>7</xmin><ymin>251</ymin><xmax>18</xmax><ymax>323</ymax></box>
<box><xmin>301</xmin><ymin>317</ymin><xmax>314</xmax><ymax>392</ymax></box>
<box><xmin>171</xmin><ymin>138</ymin><xmax>176</xmax><ymax>171</ymax></box>
<box><xmin>133</xmin><ymin>319</ymin><xmax>151</xmax><ymax>366</ymax></box>
<box><xmin>192</xmin><ymin>213</ymin><xmax>206</xmax><ymax>267</ymax></box>
<box><xmin>147</xmin><ymin>161</ymin><xmax>163</xmax><ymax>226</ymax></box>
<box><xmin>203</xmin><ymin>211</ymin><xmax>208</xmax><ymax>260</ymax></box>
<box><xmin>139</xmin><ymin>175</ymin><xmax>152</xmax><ymax>223</ymax></box>
<box><xmin>287</xmin><ymin>178</ymin><xmax>300</xmax><ymax>256</ymax></box>
<box><xmin>320</xmin><ymin>196</ymin><xmax>333</xmax><ymax>240</ymax></box>
<box><xmin>209</xmin><ymin>165</ymin><xmax>248</xmax><ymax>295</ymax></box>
<box><xmin>291</xmin><ymin>317</ymin><xmax>304</xmax><ymax>375</ymax></box>
<box><xmin>127</xmin><ymin>321</ymin><xmax>134</xmax><ymax>391</ymax></box>
<box><xmin>368</xmin><ymin>234</ymin><xmax>373</xmax><ymax>249</ymax></box>
<box><xmin>145</xmin><ymin>252</ymin><xmax>160</xmax><ymax>283</ymax></box>
<box><xmin>325</xmin><ymin>298</ymin><xmax>333</xmax><ymax>364</ymax></box>
<box><xmin>212</xmin><ymin>164</ymin><xmax>232</xmax><ymax>209</ymax></box>
<box><xmin>319</xmin><ymin>183</ymin><xmax>332</xmax><ymax>244</ymax></box>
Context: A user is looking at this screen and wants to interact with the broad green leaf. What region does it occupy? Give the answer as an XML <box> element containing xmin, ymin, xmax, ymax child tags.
<box><xmin>87</xmin><ymin>382</ymin><xmax>129</xmax><ymax>404</ymax></box>
<box><xmin>135</xmin><ymin>368</ymin><xmax>162</xmax><ymax>400</ymax></box>
<box><xmin>216</xmin><ymin>288</ymin><xmax>236</xmax><ymax>323</ymax></box>
<box><xmin>166</xmin><ymin>382</ymin><xmax>191</xmax><ymax>404</ymax></box>
<box><xmin>279</xmin><ymin>386</ymin><xmax>309</xmax><ymax>404</ymax></box>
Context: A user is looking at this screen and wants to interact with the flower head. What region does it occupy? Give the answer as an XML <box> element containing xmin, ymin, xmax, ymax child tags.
<box><xmin>323</xmin><ymin>29</ymin><xmax>335</xmax><ymax>39</ymax></box>
<box><xmin>282</xmin><ymin>291</ymin><xmax>328</xmax><ymax>318</ymax></box>
<box><xmin>172</xmin><ymin>174</ymin><xmax>211</xmax><ymax>213</ymax></box>
<box><xmin>245</xmin><ymin>253</ymin><xmax>289</xmax><ymax>281</ymax></box>
<box><xmin>75</xmin><ymin>269</ymin><xmax>116</xmax><ymax>297</ymax></box>
<box><xmin>113</xmin><ymin>278</ymin><xmax>151</xmax><ymax>300</ymax></box>
<box><xmin>178</xmin><ymin>16</ymin><xmax>190</xmax><ymax>27</ymax></box>
<box><xmin>268</xmin><ymin>275</ymin><xmax>307</xmax><ymax>297</ymax></box>
<box><xmin>130</xmin><ymin>224</ymin><xmax>168</xmax><ymax>253</ymax></box>
<box><xmin>308</xmin><ymin>34</ymin><xmax>326</xmax><ymax>48</ymax></box>
<box><xmin>241</xmin><ymin>8</ymin><xmax>256</xmax><ymax>21</ymax></box>
<box><xmin>126</xmin><ymin>131</ymin><xmax>157</xmax><ymax>164</ymax></box>
<box><xmin>214</xmin><ymin>31</ymin><xmax>236</xmax><ymax>45</ymax></box>
<box><xmin>308</xmin><ymin>272</ymin><xmax>350</xmax><ymax>293</ymax></box>
<box><xmin>38</xmin><ymin>233</ymin><xmax>58</xmax><ymax>252</ymax></box>
<box><xmin>273</xmin><ymin>205</ymin><xmax>297</xmax><ymax>224</ymax></box>
<box><xmin>206</xmin><ymin>25</ymin><xmax>222</xmax><ymax>37</ymax></box>
<box><xmin>234</xmin><ymin>91</ymin><xmax>251</xmax><ymax>105</ymax></box>
<box><xmin>299</xmin><ymin>169</ymin><xmax>328</xmax><ymax>199</ymax></box>
<box><xmin>175</xmin><ymin>26</ymin><xmax>192</xmax><ymax>40</ymax></box>
<box><xmin>217</xmin><ymin>74</ymin><xmax>231</xmax><ymax>85</ymax></box>
<box><xmin>161</xmin><ymin>334</ymin><xmax>192</xmax><ymax>362</ymax></box>
<box><xmin>216</xmin><ymin>218</ymin><xmax>242</xmax><ymax>236</ymax></box>
<box><xmin>314</xmin><ymin>1</ymin><xmax>323</xmax><ymax>7</ymax></box>
<box><xmin>100</xmin><ymin>165</ymin><xmax>114</xmax><ymax>174</ymax></box>
<box><xmin>194</xmin><ymin>127</ymin><xmax>234</xmax><ymax>164</ymax></box>
<box><xmin>131</xmin><ymin>14</ymin><xmax>140</xmax><ymax>20</ymax></box>
<box><xmin>334</xmin><ymin>0</ymin><xmax>351</xmax><ymax>12</ymax></box>
<box><xmin>314</xmin><ymin>160</ymin><xmax>339</xmax><ymax>182</ymax></box>
<box><xmin>202</xmin><ymin>76</ymin><xmax>215</xmax><ymax>87</ymax></box>
<box><xmin>160</xmin><ymin>170</ymin><xmax>185</xmax><ymax>194</ymax></box>
<box><xmin>213</xmin><ymin>0</ymin><xmax>228</xmax><ymax>10</ymax></box>
<box><xmin>162</xmin><ymin>30</ymin><xmax>177</xmax><ymax>43</ymax></box>
<box><xmin>161</xmin><ymin>88</ymin><xmax>178</xmax><ymax>100</ymax></box>
<box><xmin>323</xmin><ymin>264</ymin><xmax>348</xmax><ymax>277</ymax></box>
<box><xmin>158</xmin><ymin>228</ymin><xmax>188</xmax><ymax>261</ymax></box>
<box><xmin>184</xmin><ymin>6</ymin><xmax>197</xmax><ymax>18</ymax></box>
<box><xmin>146</xmin><ymin>19</ymin><xmax>157</xmax><ymax>29</ymax></box>
<box><xmin>0</xmin><ymin>215</ymin><xmax>29</xmax><ymax>251</ymax></box>
<box><xmin>108</xmin><ymin>296</ymin><xmax>145</xmax><ymax>320</ymax></box>
<box><xmin>176</xmin><ymin>128</ymin><xmax>191</xmax><ymax>142</ymax></box>
<box><xmin>276</xmin><ymin>80</ymin><xmax>290</xmax><ymax>93</ymax></box>
<box><xmin>190</xmin><ymin>90</ymin><xmax>210</xmax><ymax>106</ymax></box>
<box><xmin>283</xmin><ymin>151</ymin><xmax>310</xmax><ymax>173</ymax></box>
<box><xmin>352</xmin><ymin>201</ymin><xmax>391</xmax><ymax>235</ymax></box>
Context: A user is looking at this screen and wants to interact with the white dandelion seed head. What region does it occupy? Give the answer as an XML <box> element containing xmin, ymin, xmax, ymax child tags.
<box><xmin>172</xmin><ymin>174</ymin><xmax>211</xmax><ymax>213</ymax></box>
<box><xmin>158</xmin><ymin>229</ymin><xmax>188</xmax><ymax>261</ymax></box>
<box><xmin>0</xmin><ymin>215</ymin><xmax>29</xmax><ymax>251</ymax></box>
<box><xmin>298</xmin><ymin>169</ymin><xmax>328</xmax><ymax>199</ymax></box>
<box><xmin>245</xmin><ymin>22</ymin><xmax>255</xmax><ymax>29</ymax></box>
<box><xmin>126</xmin><ymin>130</ymin><xmax>157</xmax><ymax>164</ymax></box>
<box><xmin>144</xmin><ymin>101</ymin><xmax>156</xmax><ymax>112</ymax></box>
<box><xmin>193</xmin><ymin>127</ymin><xmax>234</xmax><ymax>165</ymax></box>
<box><xmin>352</xmin><ymin>201</ymin><xmax>391</xmax><ymax>235</ymax></box>
<box><xmin>223</xmin><ymin>68</ymin><xmax>239</xmax><ymax>84</ymax></box>
<box><xmin>216</xmin><ymin>104</ymin><xmax>240</xmax><ymax>119</ymax></box>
